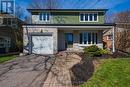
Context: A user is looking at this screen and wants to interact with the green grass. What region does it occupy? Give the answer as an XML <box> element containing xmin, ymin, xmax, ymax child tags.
<box><xmin>0</xmin><ymin>55</ymin><xmax>16</xmax><ymax>63</ymax></box>
<box><xmin>79</xmin><ymin>58</ymin><xmax>130</xmax><ymax>87</ymax></box>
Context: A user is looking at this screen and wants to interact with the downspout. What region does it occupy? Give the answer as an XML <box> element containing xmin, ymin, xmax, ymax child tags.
<box><xmin>112</xmin><ymin>26</ymin><xmax>115</xmax><ymax>53</ymax></box>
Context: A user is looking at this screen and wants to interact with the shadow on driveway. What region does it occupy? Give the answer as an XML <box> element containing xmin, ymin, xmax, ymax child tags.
<box><xmin>0</xmin><ymin>54</ymin><xmax>56</xmax><ymax>87</ymax></box>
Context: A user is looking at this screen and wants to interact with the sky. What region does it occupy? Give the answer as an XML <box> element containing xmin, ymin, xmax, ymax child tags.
<box><xmin>14</xmin><ymin>0</ymin><xmax>130</xmax><ymax>19</ymax></box>
<box><xmin>15</xmin><ymin>0</ymin><xmax>130</xmax><ymax>11</ymax></box>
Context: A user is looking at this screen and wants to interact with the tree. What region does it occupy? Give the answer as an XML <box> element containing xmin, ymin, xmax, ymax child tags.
<box><xmin>15</xmin><ymin>6</ymin><xmax>24</xmax><ymax>19</ymax></box>
<box><xmin>24</xmin><ymin>15</ymin><xmax>32</xmax><ymax>24</ymax></box>
<box><xmin>114</xmin><ymin>11</ymin><xmax>130</xmax><ymax>52</ymax></box>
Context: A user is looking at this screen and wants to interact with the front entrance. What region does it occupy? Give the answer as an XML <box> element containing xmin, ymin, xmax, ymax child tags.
<box><xmin>65</xmin><ymin>33</ymin><xmax>73</xmax><ymax>49</ymax></box>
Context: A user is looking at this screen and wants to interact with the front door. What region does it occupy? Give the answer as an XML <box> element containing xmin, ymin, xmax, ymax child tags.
<box><xmin>65</xmin><ymin>33</ymin><xmax>73</xmax><ymax>48</ymax></box>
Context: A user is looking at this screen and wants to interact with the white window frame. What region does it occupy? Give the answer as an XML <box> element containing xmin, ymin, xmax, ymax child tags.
<box><xmin>79</xmin><ymin>12</ymin><xmax>98</xmax><ymax>22</ymax></box>
<box><xmin>79</xmin><ymin>32</ymin><xmax>98</xmax><ymax>46</ymax></box>
<box><xmin>39</xmin><ymin>12</ymin><xmax>50</xmax><ymax>22</ymax></box>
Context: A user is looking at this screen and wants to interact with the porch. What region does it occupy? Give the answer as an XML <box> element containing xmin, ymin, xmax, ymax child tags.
<box><xmin>58</xmin><ymin>29</ymin><xmax>103</xmax><ymax>52</ymax></box>
<box><xmin>57</xmin><ymin>24</ymin><xmax>115</xmax><ymax>52</ymax></box>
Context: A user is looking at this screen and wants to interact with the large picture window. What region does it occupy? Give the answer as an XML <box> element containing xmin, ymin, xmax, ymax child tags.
<box><xmin>80</xmin><ymin>13</ymin><xmax>98</xmax><ymax>22</ymax></box>
<box><xmin>80</xmin><ymin>32</ymin><xmax>97</xmax><ymax>44</ymax></box>
<box><xmin>39</xmin><ymin>12</ymin><xmax>50</xmax><ymax>22</ymax></box>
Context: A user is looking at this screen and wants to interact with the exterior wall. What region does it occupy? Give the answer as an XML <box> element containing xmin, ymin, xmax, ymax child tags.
<box><xmin>0</xmin><ymin>26</ymin><xmax>21</xmax><ymax>53</ymax></box>
<box><xmin>58</xmin><ymin>30</ymin><xmax>65</xmax><ymax>51</ymax></box>
<box><xmin>103</xmin><ymin>35</ymin><xmax>112</xmax><ymax>49</ymax></box>
<box><xmin>23</xmin><ymin>26</ymin><xmax>58</xmax><ymax>54</ymax></box>
<box><xmin>97</xmin><ymin>30</ymin><xmax>103</xmax><ymax>48</ymax></box>
<box><xmin>0</xmin><ymin>27</ymin><xmax>13</xmax><ymax>53</ymax></box>
<box><xmin>32</xmin><ymin>12</ymin><xmax>105</xmax><ymax>24</ymax></box>
<box><xmin>58</xmin><ymin>29</ymin><xmax>103</xmax><ymax>51</ymax></box>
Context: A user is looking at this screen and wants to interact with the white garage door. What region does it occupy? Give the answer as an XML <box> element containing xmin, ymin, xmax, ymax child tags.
<box><xmin>31</xmin><ymin>35</ymin><xmax>53</xmax><ymax>54</ymax></box>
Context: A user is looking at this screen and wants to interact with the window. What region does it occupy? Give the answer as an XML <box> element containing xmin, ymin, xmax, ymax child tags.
<box><xmin>80</xmin><ymin>13</ymin><xmax>84</xmax><ymax>21</ymax></box>
<box><xmin>3</xmin><ymin>18</ymin><xmax>12</xmax><ymax>25</ymax></box>
<box><xmin>85</xmin><ymin>14</ymin><xmax>88</xmax><ymax>21</ymax></box>
<box><xmin>89</xmin><ymin>14</ymin><xmax>93</xmax><ymax>21</ymax></box>
<box><xmin>3</xmin><ymin>18</ymin><xmax>8</xmax><ymax>25</ymax></box>
<box><xmin>0</xmin><ymin>18</ymin><xmax>3</xmax><ymax>25</ymax></box>
<box><xmin>79</xmin><ymin>32</ymin><xmax>98</xmax><ymax>44</ymax></box>
<box><xmin>39</xmin><ymin>12</ymin><xmax>50</xmax><ymax>22</ymax></box>
<box><xmin>80</xmin><ymin>13</ymin><xmax>98</xmax><ymax>22</ymax></box>
<box><xmin>107</xmin><ymin>35</ymin><xmax>113</xmax><ymax>40</ymax></box>
<box><xmin>94</xmin><ymin>14</ymin><xmax>98</xmax><ymax>21</ymax></box>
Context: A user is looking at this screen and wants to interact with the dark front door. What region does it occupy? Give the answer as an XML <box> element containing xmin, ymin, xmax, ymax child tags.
<box><xmin>65</xmin><ymin>33</ymin><xmax>73</xmax><ymax>48</ymax></box>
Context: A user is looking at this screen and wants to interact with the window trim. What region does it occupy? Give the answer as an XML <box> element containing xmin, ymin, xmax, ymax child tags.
<box><xmin>39</xmin><ymin>12</ymin><xmax>50</xmax><ymax>22</ymax></box>
<box><xmin>79</xmin><ymin>12</ymin><xmax>98</xmax><ymax>22</ymax></box>
<box><xmin>79</xmin><ymin>32</ymin><xmax>98</xmax><ymax>45</ymax></box>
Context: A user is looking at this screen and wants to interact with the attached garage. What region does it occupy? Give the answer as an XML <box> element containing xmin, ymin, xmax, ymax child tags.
<box><xmin>30</xmin><ymin>33</ymin><xmax>53</xmax><ymax>55</ymax></box>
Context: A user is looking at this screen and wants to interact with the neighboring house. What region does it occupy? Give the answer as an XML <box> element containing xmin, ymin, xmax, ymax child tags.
<box><xmin>103</xmin><ymin>29</ymin><xmax>113</xmax><ymax>50</ymax></box>
<box><xmin>23</xmin><ymin>9</ymin><xmax>115</xmax><ymax>55</ymax></box>
<box><xmin>103</xmin><ymin>23</ymin><xmax>130</xmax><ymax>52</ymax></box>
<box><xmin>0</xmin><ymin>14</ymin><xmax>23</xmax><ymax>54</ymax></box>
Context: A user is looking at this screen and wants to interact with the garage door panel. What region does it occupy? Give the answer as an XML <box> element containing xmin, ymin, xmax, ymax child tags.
<box><xmin>31</xmin><ymin>36</ymin><xmax>53</xmax><ymax>54</ymax></box>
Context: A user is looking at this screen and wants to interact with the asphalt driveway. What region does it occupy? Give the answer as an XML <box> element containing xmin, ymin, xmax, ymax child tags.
<box><xmin>0</xmin><ymin>55</ymin><xmax>55</xmax><ymax>87</ymax></box>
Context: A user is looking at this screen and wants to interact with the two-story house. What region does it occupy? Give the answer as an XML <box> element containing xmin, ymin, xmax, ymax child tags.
<box><xmin>0</xmin><ymin>14</ymin><xmax>23</xmax><ymax>54</ymax></box>
<box><xmin>23</xmin><ymin>9</ymin><xmax>115</xmax><ymax>55</ymax></box>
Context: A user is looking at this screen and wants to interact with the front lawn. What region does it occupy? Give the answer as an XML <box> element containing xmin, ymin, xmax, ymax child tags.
<box><xmin>79</xmin><ymin>58</ymin><xmax>130</xmax><ymax>87</ymax></box>
<box><xmin>0</xmin><ymin>55</ymin><xmax>16</xmax><ymax>63</ymax></box>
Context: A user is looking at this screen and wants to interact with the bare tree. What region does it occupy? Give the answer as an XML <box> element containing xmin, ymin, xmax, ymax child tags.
<box><xmin>24</xmin><ymin>15</ymin><xmax>32</xmax><ymax>24</ymax></box>
<box><xmin>114</xmin><ymin>11</ymin><xmax>130</xmax><ymax>23</ymax></box>
<box><xmin>105</xmin><ymin>13</ymin><xmax>116</xmax><ymax>23</ymax></box>
<box><xmin>29</xmin><ymin>0</ymin><xmax>60</xmax><ymax>9</ymax></box>
<box><xmin>114</xmin><ymin>11</ymin><xmax>130</xmax><ymax>52</ymax></box>
<box><xmin>15</xmin><ymin>6</ymin><xmax>24</xmax><ymax>19</ymax></box>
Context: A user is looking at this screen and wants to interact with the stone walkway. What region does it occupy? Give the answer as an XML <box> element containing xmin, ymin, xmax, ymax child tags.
<box><xmin>43</xmin><ymin>52</ymin><xmax>82</xmax><ymax>87</ymax></box>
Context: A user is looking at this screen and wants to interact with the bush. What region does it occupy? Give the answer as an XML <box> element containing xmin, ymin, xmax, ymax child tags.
<box><xmin>83</xmin><ymin>45</ymin><xmax>111</xmax><ymax>57</ymax></box>
<box><xmin>83</xmin><ymin>45</ymin><xmax>102</xmax><ymax>57</ymax></box>
<box><xmin>100</xmin><ymin>49</ymin><xmax>111</xmax><ymax>55</ymax></box>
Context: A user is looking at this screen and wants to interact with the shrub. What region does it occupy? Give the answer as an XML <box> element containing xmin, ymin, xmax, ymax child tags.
<box><xmin>100</xmin><ymin>49</ymin><xmax>111</xmax><ymax>55</ymax></box>
<box><xmin>83</xmin><ymin>45</ymin><xmax>102</xmax><ymax>57</ymax></box>
<box><xmin>83</xmin><ymin>45</ymin><xmax>111</xmax><ymax>57</ymax></box>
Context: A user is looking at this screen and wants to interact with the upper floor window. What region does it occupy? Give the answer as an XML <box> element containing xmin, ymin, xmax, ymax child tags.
<box><xmin>80</xmin><ymin>13</ymin><xmax>98</xmax><ymax>22</ymax></box>
<box><xmin>39</xmin><ymin>12</ymin><xmax>50</xmax><ymax>22</ymax></box>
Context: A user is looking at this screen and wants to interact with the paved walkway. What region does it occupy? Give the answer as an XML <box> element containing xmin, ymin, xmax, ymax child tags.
<box><xmin>43</xmin><ymin>52</ymin><xmax>82</xmax><ymax>87</ymax></box>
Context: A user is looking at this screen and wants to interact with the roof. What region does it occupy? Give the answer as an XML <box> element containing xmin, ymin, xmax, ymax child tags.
<box><xmin>23</xmin><ymin>23</ymin><xmax>115</xmax><ymax>29</ymax></box>
<box><xmin>27</xmin><ymin>9</ymin><xmax>108</xmax><ymax>12</ymax></box>
<box><xmin>23</xmin><ymin>23</ymin><xmax>115</xmax><ymax>26</ymax></box>
<box><xmin>0</xmin><ymin>14</ymin><xmax>15</xmax><ymax>18</ymax></box>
